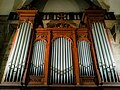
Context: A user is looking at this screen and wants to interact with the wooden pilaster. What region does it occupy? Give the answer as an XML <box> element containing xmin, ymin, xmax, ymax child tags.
<box><xmin>22</xmin><ymin>31</ymin><xmax>34</xmax><ymax>85</ymax></box>
<box><xmin>44</xmin><ymin>31</ymin><xmax>51</xmax><ymax>85</ymax></box>
<box><xmin>72</xmin><ymin>30</ymin><xmax>80</xmax><ymax>85</ymax></box>
<box><xmin>17</xmin><ymin>10</ymin><xmax>38</xmax><ymax>23</ymax></box>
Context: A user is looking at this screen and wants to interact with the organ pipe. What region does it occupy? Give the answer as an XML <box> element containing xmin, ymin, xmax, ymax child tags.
<box><xmin>3</xmin><ymin>21</ymin><xmax>32</xmax><ymax>82</ymax></box>
<box><xmin>50</xmin><ymin>37</ymin><xmax>73</xmax><ymax>84</ymax></box>
<box><xmin>92</xmin><ymin>22</ymin><xmax>119</xmax><ymax>82</ymax></box>
<box><xmin>30</xmin><ymin>40</ymin><xmax>46</xmax><ymax>76</ymax></box>
<box><xmin>78</xmin><ymin>40</ymin><xmax>94</xmax><ymax>77</ymax></box>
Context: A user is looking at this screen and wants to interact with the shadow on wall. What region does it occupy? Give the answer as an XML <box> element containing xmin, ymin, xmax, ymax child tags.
<box><xmin>108</xmin><ymin>24</ymin><xmax>120</xmax><ymax>75</ymax></box>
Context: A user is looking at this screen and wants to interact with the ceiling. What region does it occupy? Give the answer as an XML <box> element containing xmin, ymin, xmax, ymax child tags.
<box><xmin>0</xmin><ymin>0</ymin><xmax>120</xmax><ymax>15</ymax></box>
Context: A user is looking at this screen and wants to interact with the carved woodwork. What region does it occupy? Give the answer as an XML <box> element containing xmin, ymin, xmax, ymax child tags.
<box><xmin>30</xmin><ymin>27</ymin><xmax>97</xmax><ymax>85</ymax></box>
<box><xmin>2</xmin><ymin>6</ymin><xmax>118</xmax><ymax>88</ymax></box>
<box><xmin>17</xmin><ymin>10</ymin><xmax>38</xmax><ymax>23</ymax></box>
<box><xmin>84</xmin><ymin>6</ymin><xmax>120</xmax><ymax>84</ymax></box>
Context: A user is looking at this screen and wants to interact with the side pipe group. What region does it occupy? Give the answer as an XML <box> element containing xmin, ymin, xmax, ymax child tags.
<box><xmin>30</xmin><ymin>40</ymin><xmax>46</xmax><ymax>76</ymax></box>
<box><xmin>92</xmin><ymin>22</ymin><xmax>119</xmax><ymax>82</ymax></box>
<box><xmin>50</xmin><ymin>37</ymin><xmax>73</xmax><ymax>84</ymax></box>
<box><xmin>3</xmin><ymin>21</ymin><xmax>32</xmax><ymax>82</ymax></box>
<box><xmin>78</xmin><ymin>40</ymin><xmax>94</xmax><ymax>77</ymax></box>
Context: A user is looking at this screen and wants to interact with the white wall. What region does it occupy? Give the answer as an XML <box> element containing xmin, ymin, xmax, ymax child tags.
<box><xmin>102</xmin><ymin>0</ymin><xmax>120</xmax><ymax>15</ymax></box>
<box><xmin>0</xmin><ymin>0</ymin><xmax>15</xmax><ymax>15</ymax></box>
<box><xmin>0</xmin><ymin>0</ymin><xmax>32</xmax><ymax>15</ymax></box>
<box><xmin>43</xmin><ymin>0</ymin><xmax>89</xmax><ymax>12</ymax></box>
<box><xmin>108</xmin><ymin>0</ymin><xmax>120</xmax><ymax>15</ymax></box>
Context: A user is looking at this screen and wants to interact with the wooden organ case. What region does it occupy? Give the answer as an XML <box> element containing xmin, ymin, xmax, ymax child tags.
<box><xmin>1</xmin><ymin>6</ymin><xmax>120</xmax><ymax>89</ymax></box>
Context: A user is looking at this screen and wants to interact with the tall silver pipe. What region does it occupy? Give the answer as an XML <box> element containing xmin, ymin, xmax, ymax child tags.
<box><xmin>43</xmin><ymin>42</ymin><xmax>46</xmax><ymax>75</ymax></box>
<box><xmin>99</xmin><ymin>22</ymin><xmax>118</xmax><ymax>82</ymax></box>
<box><xmin>61</xmin><ymin>38</ymin><xmax>62</xmax><ymax>84</ymax></box>
<box><xmin>52</xmin><ymin>41</ymin><xmax>55</xmax><ymax>83</ymax></box>
<box><xmin>53</xmin><ymin>40</ymin><xmax>55</xmax><ymax>83</ymax></box>
<box><xmin>7</xmin><ymin>23</ymin><xmax>26</xmax><ymax>82</ymax></box>
<box><xmin>96</xmin><ymin>22</ymin><xmax>112</xmax><ymax>82</ymax></box>
<box><xmin>67</xmin><ymin>39</ymin><xmax>70</xmax><ymax>83</ymax></box>
<box><xmin>35</xmin><ymin>42</ymin><xmax>37</xmax><ymax>76</ymax></box>
<box><xmin>54</xmin><ymin>40</ymin><xmax>56</xmax><ymax>83</ymax></box>
<box><xmin>38</xmin><ymin>42</ymin><xmax>40</xmax><ymax>75</ymax></box>
<box><xmin>38</xmin><ymin>42</ymin><xmax>41</xmax><ymax>76</ymax></box>
<box><xmin>70</xmin><ymin>40</ymin><xmax>72</xmax><ymax>83</ymax></box>
<box><xmin>78</xmin><ymin>41</ymin><xmax>82</xmax><ymax>76</ymax></box>
<box><xmin>92</xmin><ymin>23</ymin><xmax>104</xmax><ymax>81</ymax></box>
<box><xmin>39</xmin><ymin>41</ymin><xmax>42</xmax><ymax>75</ymax></box>
<box><xmin>56</xmin><ymin>39</ymin><xmax>59</xmax><ymax>84</ymax></box>
<box><xmin>66</xmin><ymin>39</ymin><xmax>69</xmax><ymax>83</ymax></box>
<box><xmin>54</xmin><ymin>39</ymin><xmax>57</xmax><ymax>84</ymax></box>
<box><xmin>52</xmin><ymin>40</ymin><xmax>55</xmax><ymax>83</ymax></box>
<box><xmin>50</xmin><ymin>41</ymin><xmax>53</xmax><ymax>83</ymax></box>
<box><xmin>85</xmin><ymin>42</ymin><xmax>89</xmax><ymax>76</ymax></box>
<box><xmin>33</xmin><ymin>43</ymin><xmax>37</xmax><ymax>75</ymax></box>
<box><xmin>82</xmin><ymin>41</ymin><xmax>85</xmax><ymax>76</ymax></box>
<box><xmin>35</xmin><ymin>42</ymin><xmax>38</xmax><ymax>75</ymax></box>
<box><xmin>85</xmin><ymin>41</ymin><xmax>88</xmax><ymax>76</ymax></box>
<box><xmin>15</xmin><ymin>22</ymin><xmax>30</xmax><ymax>81</ymax></box>
<box><xmin>65</xmin><ymin>39</ymin><xmax>67</xmax><ymax>83</ymax></box>
<box><xmin>63</xmin><ymin>39</ymin><xmax>65</xmax><ymax>83</ymax></box>
<box><xmin>83</xmin><ymin>41</ymin><xmax>87</xmax><ymax>76</ymax></box>
<box><xmin>69</xmin><ymin>40</ymin><xmax>73</xmax><ymax>83</ymax></box>
<box><xmin>93</xmin><ymin>23</ymin><xmax>108</xmax><ymax>81</ymax></box>
<box><xmin>50</xmin><ymin>41</ymin><xmax>52</xmax><ymax>83</ymax></box>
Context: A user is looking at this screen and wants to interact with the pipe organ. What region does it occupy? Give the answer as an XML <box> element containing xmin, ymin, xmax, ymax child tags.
<box><xmin>30</xmin><ymin>40</ymin><xmax>46</xmax><ymax>76</ymax></box>
<box><xmin>1</xmin><ymin>6</ymin><xmax>120</xmax><ymax>88</ymax></box>
<box><xmin>50</xmin><ymin>37</ymin><xmax>73</xmax><ymax>84</ymax></box>
<box><xmin>3</xmin><ymin>21</ymin><xmax>32</xmax><ymax>82</ymax></box>
<box><xmin>78</xmin><ymin>40</ymin><xmax>94</xmax><ymax>77</ymax></box>
<box><xmin>91</xmin><ymin>22</ymin><xmax>118</xmax><ymax>82</ymax></box>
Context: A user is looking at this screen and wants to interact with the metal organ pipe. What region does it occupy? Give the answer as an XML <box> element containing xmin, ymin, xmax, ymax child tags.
<box><xmin>78</xmin><ymin>40</ymin><xmax>94</xmax><ymax>77</ymax></box>
<box><xmin>50</xmin><ymin>37</ymin><xmax>73</xmax><ymax>84</ymax></box>
<box><xmin>94</xmin><ymin>23</ymin><xmax>108</xmax><ymax>82</ymax></box>
<box><xmin>92</xmin><ymin>23</ymin><xmax>105</xmax><ymax>81</ymax></box>
<box><xmin>3</xmin><ymin>21</ymin><xmax>32</xmax><ymax>82</ymax></box>
<box><xmin>96</xmin><ymin>23</ymin><xmax>112</xmax><ymax>82</ymax></box>
<box><xmin>5</xmin><ymin>23</ymin><xmax>25</xmax><ymax>82</ymax></box>
<box><xmin>30</xmin><ymin>40</ymin><xmax>46</xmax><ymax>76</ymax></box>
<box><xmin>100</xmin><ymin>23</ymin><xmax>118</xmax><ymax>82</ymax></box>
<box><xmin>92</xmin><ymin>22</ymin><xmax>119</xmax><ymax>82</ymax></box>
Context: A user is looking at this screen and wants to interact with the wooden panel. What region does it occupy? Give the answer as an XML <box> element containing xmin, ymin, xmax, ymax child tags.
<box><xmin>17</xmin><ymin>10</ymin><xmax>38</xmax><ymax>23</ymax></box>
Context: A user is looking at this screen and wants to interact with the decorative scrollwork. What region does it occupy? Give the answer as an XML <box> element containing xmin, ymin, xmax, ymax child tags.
<box><xmin>30</xmin><ymin>76</ymin><xmax>44</xmax><ymax>82</ymax></box>
<box><xmin>77</xmin><ymin>34</ymin><xmax>88</xmax><ymax>39</ymax></box>
<box><xmin>35</xmin><ymin>32</ymin><xmax>48</xmax><ymax>42</ymax></box>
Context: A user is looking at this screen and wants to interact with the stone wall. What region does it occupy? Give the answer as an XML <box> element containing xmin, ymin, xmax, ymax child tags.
<box><xmin>107</xmin><ymin>22</ymin><xmax>120</xmax><ymax>75</ymax></box>
<box><xmin>0</xmin><ymin>15</ymin><xmax>15</xmax><ymax>82</ymax></box>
